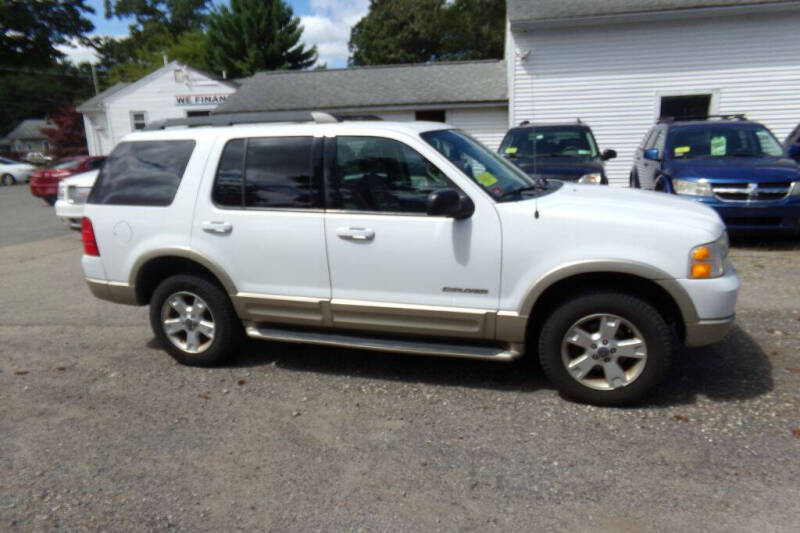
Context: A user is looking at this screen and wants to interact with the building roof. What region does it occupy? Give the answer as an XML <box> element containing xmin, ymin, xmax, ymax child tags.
<box><xmin>507</xmin><ymin>0</ymin><xmax>800</xmax><ymax>24</ymax></box>
<box><xmin>76</xmin><ymin>82</ymin><xmax>130</xmax><ymax>112</ymax></box>
<box><xmin>215</xmin><ymin>60</ymin><xmax>507</xmax><ymax>114</ymax></box>
<box><xmin>1</xmin><ymin>119</ymin><xmax>50</xmax><ymax>141</ymax></box>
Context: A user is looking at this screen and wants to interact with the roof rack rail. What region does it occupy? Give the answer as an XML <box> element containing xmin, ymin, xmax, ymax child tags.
<box><xmin>144</xmin><ymin>111</ymin><xmax>383</xmax><ymax>130</ymax></box>
<box><xmin>519</xmin><ymin>120</ymin><xmax>531</xmax><ymax>126</ymax></box>
<box><xmin>658</xmin><ymin>114</ymin><xmax>746</xmax><ymax>124</ymax></box>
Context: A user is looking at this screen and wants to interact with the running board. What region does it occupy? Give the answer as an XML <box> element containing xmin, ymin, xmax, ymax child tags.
<box><xmin>244</xmin><ymin>324</ymin><xmax>522</xmax><ymax>361</ymax></box>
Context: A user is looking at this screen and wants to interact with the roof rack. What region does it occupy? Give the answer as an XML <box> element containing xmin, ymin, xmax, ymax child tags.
<box><xmin>144</xmin><ymin>111</ymin><xmax>383</xmax><ymax>130</ymax></box>
<box><xmin>658</xmin><ymin>114</ymin><xmax>747</xmax><ymax>124</ymax></box>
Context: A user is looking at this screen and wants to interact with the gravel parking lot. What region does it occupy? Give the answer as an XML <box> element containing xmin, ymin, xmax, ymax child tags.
<box><xmin>1</xmin><ymin>184</ymin><xmax>799</xmax><ymax>532</ymax></box>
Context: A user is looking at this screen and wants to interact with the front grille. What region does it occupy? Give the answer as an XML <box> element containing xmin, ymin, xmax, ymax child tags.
<box><xmin>712</xmin><ymin>182</ymin><xmax>791</xmax><ymax>202</ymax></box>
<box><xmin>722</xmin><ymin>217</ymin><xmax>782</xmax><ymax>226</ymax></box>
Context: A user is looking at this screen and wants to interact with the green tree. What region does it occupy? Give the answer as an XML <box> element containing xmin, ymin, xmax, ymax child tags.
<box><xmin>0</xmin><ymin>0</ymin><xmax>95</xmax><ymax>68</ymax></box>
<box><xmin>103</xmin><ymin>0</ymin><xmax>210</xmax><ymax>35</ymax></box>
<box><xmin>349</xmin><ymin>0</ymin><xmax>505</xmax><ymax>66</ymax></box>
<box><xmin>0</xmin><ymin>1</ymin><xmax>95</xmax><ymax>135</ymax></box>
<box><xmin>95</xmin><ymin>1</ymin><xmax>212</xmax><ymax>83</ymax></box>
<box><xmin>205</xmin><ymin>0</ymin><xmax>318</xmax><ymax>78</ymax></box>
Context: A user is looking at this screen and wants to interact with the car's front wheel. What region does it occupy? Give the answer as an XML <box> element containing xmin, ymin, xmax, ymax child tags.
<box><xmin>1</xmin><ymin>174</ymin><xmax>15</xmax><ymax>186</ymax></box>
<box><xmin>537</xmin><ymin>291</ymin><xmax>672</xmax><ymax>406</ymax></box>
<box><xmin>149</xmin><ymin>274</ymin><xmax>242</xmax><ymax>366</ymax></box>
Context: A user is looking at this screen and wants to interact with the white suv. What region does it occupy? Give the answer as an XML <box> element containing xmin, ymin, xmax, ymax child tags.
<box><xmin>81</xmin><ymin>112</ymin><xmax>739</xmax><ymax>405</ymax></box>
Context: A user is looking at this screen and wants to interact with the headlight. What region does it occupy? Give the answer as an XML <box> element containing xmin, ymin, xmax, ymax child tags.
<box><xmin>57</xmin><ymin>182</ymin><xmax>67</xmax><ymax>201</ymax></box>
<box><xmin>578</xmin><ymin>173</ymin><xmax>602</xmax><ymax>184</ymax></box>
<box><xmin>688</xmin><ymin>232</ymin><xmax>729</xmax><ymax>279</ymax></box>
<box><xmin>673</xmin><ymin>178</ymin><xmax>712</xmax><ymax>196</ymax></box>
<box><xmin>791</xmin><ymin>181</ymin><xmax>800</xmax><ymax>196</ymax></box>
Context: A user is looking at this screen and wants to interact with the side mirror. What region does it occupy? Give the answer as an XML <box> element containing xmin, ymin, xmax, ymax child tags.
<box><xmin>601</xmin><ymin>149</ymin><xmax>617</xmax><ymax>161</ymax></box>
<box><xmin>644</xmin><ymin>148</ymin><xmax>661</xmax><ymax>161</ymax></box>
<box><xmin>427</xmin><ymin>189</ymin><xmax>475</xmax><ymax>219</ymax></box>
<box><xmin>788</xmin><ymin>144</ymin><xmax>800</xmax><ymax>161</ymax></box>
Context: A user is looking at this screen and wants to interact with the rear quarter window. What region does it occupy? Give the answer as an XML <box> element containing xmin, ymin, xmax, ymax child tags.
<box><xmin>88</xmin><ymin>140</ymin><xmax>195</xmax><ymax>206</ymax></box>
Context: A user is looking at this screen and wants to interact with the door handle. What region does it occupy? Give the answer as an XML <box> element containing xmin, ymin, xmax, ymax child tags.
<box><xmin>201</xmin><ymin>220</ymin><xmax>233</xmax><ymax>234</ymax></box>
<box><xmin>336</xmin><ymin>227</ymin><xmax>375</xmax><ymax>241</ymax></box>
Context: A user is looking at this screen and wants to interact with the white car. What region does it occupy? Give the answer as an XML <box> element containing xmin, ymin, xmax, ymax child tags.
<box><xmin>55</xmin><ymin>170</ymin><xmax>98</xmax><ymax>229</ymax></box>
<box><xmin>0</xmin><ymin>157</ymin><xmax>36</xmax><ymax>185</ymax></box>
<box><xmin>80</xmin><ymin>112</ymin><xmax>739</xmax><ymax>405</ymax></box>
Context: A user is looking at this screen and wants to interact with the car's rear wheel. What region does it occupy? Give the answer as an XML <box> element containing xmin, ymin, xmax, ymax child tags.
<box><xmin>537</xmin><ymin>291</ymin><xmax>672</xmax><ymax>406</ymax></box>
<box><xmin>629</xmin><ymin>172</ymin><xmax>640</xmax><ymax>189</ymax></box>
<box><xmin>43</xmin><ymin>196</ymin><xmax>56</xmax><ymax>205</ymax></box>
<box><xmin>149</xmin><ymin>274</ymin><xmax>242</xmax><ymax>366</ymax></box>
<box><xmin>1</xmin><ymin>174</ymin><xmax>15</xmax><ymax>186</ymax></box>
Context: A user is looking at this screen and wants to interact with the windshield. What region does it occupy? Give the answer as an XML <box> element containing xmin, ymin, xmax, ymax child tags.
<box><xmin>0</xmin><ymin>157</ymin><xmax>21</xmax><ymax>164</ymax></box>
<box><xmin>421</xmin><ymin>129</ymin><xmax>540</xmax><ymax>201</ymax></box>
<box><xmin>667</xmin><ymin>125</ymin><xmax>785</xmax><ymax>159</ymax></box>
<box><xmin>499</xmin><ymin>127</ymin><xmax>599</xmax><ymax>159</ymax></box>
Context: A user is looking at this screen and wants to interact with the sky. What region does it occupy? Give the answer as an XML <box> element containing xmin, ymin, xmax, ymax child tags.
<box><xmin>56</xmin><ymin>0</ymin><xmax>370</xmax><ymax>69</ymax></box>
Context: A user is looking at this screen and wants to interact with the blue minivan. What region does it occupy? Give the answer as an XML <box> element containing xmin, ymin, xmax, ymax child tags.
<box><xmin>631</xmin><ymin>115</ymin><xmax>800</xmax><ymax>232</ymax></box>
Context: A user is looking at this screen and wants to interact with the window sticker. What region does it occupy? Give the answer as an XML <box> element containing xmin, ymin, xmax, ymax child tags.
<box><xmin>476</xmin><ymin>171</ymin><xmax>498</xmax><ymax>187</ymax></box>
<box><xmin>504</xmin><ymin>146</ymin><xmax>518</xmax><ymax>154</ymax></box>
<box><xmin>710</xmin><ymin>136</ymin><xmax>727</xmax><ymax>156</ymax></box>
<box><xmin>674</xmin><ymin>146</ymin><xmax>691</xmax><ymax>156</ymax></box>
<box><xmin>577</xmin><ymin>149</ymin><xmax>591</xmax><ymax>155</ymax></box>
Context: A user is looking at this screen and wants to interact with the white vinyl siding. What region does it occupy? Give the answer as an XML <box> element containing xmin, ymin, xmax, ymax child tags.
<box><xmin>446</xmin><ymin>107</ymin><xmax>509</xmax><ymax>151</ymax></box>
<box><xmin>509</xmin><ymin>11</ymin><xmax>800</xmax><ymax>185</ymax></box>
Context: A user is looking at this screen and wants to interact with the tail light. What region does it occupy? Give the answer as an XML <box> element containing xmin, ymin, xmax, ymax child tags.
<box><xmin>81</xmin><ymin>217</ymin><xmax>100</xmax><ymax>256</ymax></box>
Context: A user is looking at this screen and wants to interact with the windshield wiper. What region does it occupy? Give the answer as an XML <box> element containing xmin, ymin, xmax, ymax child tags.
<box><xmin>732</xmin><ymin>151</ymin><xmax>761</xmax><ymax>157</ymax></box>
<box><xmin>502</xmin><ymin>182</ymin><xmax>548</xmax><ymax>198</ymax></box>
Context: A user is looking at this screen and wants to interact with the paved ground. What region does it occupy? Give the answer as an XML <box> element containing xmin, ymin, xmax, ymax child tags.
<box><xmin>0</xmin><ymin>185</ymin><xmax>71</xmax><ymax>248</ymax></box>
<box><xmin>1</xmin><ymin>184</ymin><xmax>799</xmax><ymax>532</ymax></box>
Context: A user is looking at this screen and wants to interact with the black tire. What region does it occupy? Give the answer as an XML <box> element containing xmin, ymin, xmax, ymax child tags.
<box><xmin>537</xmin><ymin>291</ymin><xmax>672</xmax><ymax>406</ymax></box>
<box><xmin>1</xmin><ymin>174</ymin><xmax>15</xmax><ymax>186</ymax></box>
<box><xmin>149</xmin><ymin>274</ymin><xmax>243</xmax><ymax>366</ymax></box>
<box><xmin>43</xmin><ymin>196</ymin><xmax>56</xmax><ymax>205</ymax></box>
<box><xmin>629</xmin><ymin>172</ymin><xmax>640</xmax><ymax>189</ymax></box>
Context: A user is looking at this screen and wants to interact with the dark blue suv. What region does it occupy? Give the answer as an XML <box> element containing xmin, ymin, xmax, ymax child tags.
<box><xmin>499</xmin><ymin>122</ymin><xmax>616</xmax><ymax>185</ymax></box>
<box><xmin>631</xmin><ymin>115</ymin><xmax>800</xmax><ymax>232</ymax></box>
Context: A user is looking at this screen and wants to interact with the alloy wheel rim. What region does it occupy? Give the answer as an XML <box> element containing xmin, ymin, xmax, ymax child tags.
<box><xmin>560</xmin><ymin>313</ymin><xmax>648</xmax><ymax>391</ymax></box>
<box><xmin>161</xmin><ymin>291</ymin><xmax>216</xmax><ymax>354</ymax></box>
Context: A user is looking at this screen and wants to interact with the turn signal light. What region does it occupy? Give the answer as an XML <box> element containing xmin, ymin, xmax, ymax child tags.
<box><xmin>81</xmin><ymin>217</ymin><xmax>100</xmax><ymax>256</ymax></box>
<box><xmin>692</xmin><ymin>247</ymin><xmax>710</xmax><ymax>261</ymax></box>
<box><xmin>691</xmin><ymin>263</ymin><xmax>711</xmax><ymax>278</ymax></box>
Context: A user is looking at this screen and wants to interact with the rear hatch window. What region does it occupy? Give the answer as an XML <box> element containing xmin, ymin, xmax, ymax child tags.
<box><xmin>88</xmin><ymin>140</ymin><xmax>195</xmax><ymax>206</ymax></box>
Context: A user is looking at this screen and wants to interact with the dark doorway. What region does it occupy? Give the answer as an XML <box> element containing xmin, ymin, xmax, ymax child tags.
<box><xmin>659</xmin><ymin>95</ymin><xmax>711</xmax><ymax>120</ymax></box>
<box><xmin>415</xmin><ymin>110</ymin><xmax>446</xmax><ymax>122</ymax></box>
<box><xmin>186</xmin><ymin>110</ymin><xmax>211</xmax><ymax>118</ymax></box>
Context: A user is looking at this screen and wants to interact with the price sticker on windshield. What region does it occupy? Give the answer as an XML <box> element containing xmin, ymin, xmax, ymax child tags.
<box><xmin>674</xmin><ymin>146</ymin><xmax>691</xmax><ymax>156</ymax></box>
<box><xmin>710</xmin><ymin>136</ymin><xmax>727</xmax><ymax>156</ymax></box>
<box><xmin>476</xmin><ymin>171</ymin><xmax>498</xmax><ymax>187</ymax></box>
<box><xmin>504</xmin><ymin>146</ymin><xmax>518</xmax><ymax>154</ymax></box>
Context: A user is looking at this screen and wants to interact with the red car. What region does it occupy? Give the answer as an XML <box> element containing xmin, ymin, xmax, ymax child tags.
<box><xmin>29</xmin><ymin>156</ymin><xmax>106</xmax><ymax>205</ymax></box>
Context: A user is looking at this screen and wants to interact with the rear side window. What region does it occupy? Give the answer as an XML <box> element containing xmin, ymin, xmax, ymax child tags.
<box><xmin>212</xmin><ymin>136</ymin><xmax>320</xmax><ymax>209</ymax></box>
<box><xmin>89</xmin><ymin>141</ymin><xmax>195</xmax><ymax>206</ymax></box>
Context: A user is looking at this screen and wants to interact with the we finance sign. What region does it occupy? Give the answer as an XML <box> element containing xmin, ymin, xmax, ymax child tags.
<box><xmin>175</xmin><ymin>94</ymin><xmax>230</xmax><ymax>106</ymax></box>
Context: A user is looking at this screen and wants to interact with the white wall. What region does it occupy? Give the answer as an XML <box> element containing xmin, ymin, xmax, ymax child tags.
<box><xmin>100</xmin><ymin>65</ymin><xmax>236</xmax><ymax>153</ymax></box>
<box><xmin>370</xmin><ymin>106</ymin><xmax>509</xmax><ymax>151</ymax></box>
<box><xmin>509</xmin><ymin>11</ymin><xmax>800</xmax><ymax>185</ymax></box>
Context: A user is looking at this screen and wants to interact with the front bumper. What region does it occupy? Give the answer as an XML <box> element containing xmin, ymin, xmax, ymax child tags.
<box><xmin>54</xmin><ymin>199</ymin><xmax>84</xmax><ymax>227</ymax></box>
<box><xmin>683</xmin><ymin>195</ymin><xmax>800</xmax><ymax>232</ymax></box>
<box><xmin>674</xmin><ymin>265</ymin><xmax>740</xmax><ymax>347</ymax></box>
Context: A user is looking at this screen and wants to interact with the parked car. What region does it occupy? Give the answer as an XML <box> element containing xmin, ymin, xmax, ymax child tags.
<box><xmin>30</xmin><ymin>156</ymin><xmax>105</xmax><ymax>205</ymax></box>
<box><xmin>81</xmin><ymin>112</ymin><xmax>738</xmax><ymax>406</ymax></box>
<box><xmin>785</xmin><ymin>123</ymin><xmax>800</xmax><ymax>163</ymax></box>
<box><xmin>498</xmin><ymin>121</ymin><xmax>616</xmax><ymax>184</ymax></box>
<box><xmin>23</xmin><ymin>151</ymin><xmax>54</xmax><ymax>165</ymax></box>
<box><xmin>631</xmin><ymin>115</ymin><xmax>800</xmax><ymax>233</ymax></box>
<box><xmin>0</xmin><ymin>157</ymin><xmax>36</xmax><ymax>185</ymax></box>
<box><xmin>55</xmin><ymin>170</ymin><xmax>98</xmax><ymax>229</ymax></box>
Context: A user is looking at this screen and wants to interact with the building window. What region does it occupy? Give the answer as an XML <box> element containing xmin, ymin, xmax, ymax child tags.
<box><xmin>186</xmin><ymin>110</ymin><xmax>211</xmax><ymax>118</ymax></box>
<box><xmin>174</xmin><ymin>69</ymin><xmax>185</xmax><ymax>83</ymax></box>
<box><xmin>659</xmin><ymin>95</ymin><xmax>711</xmax><ymax>121</ymax></box>
<box><xmin>131</xmin><ymin>111</ymin><xmax>147</xmax><ymax>130</ymax></box>
<box><xmin>415</xmin><ymin>110</ymin><xmax>446</xmax><ymax>122</ymax></box>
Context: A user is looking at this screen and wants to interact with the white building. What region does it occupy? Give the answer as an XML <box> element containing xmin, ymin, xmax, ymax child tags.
<box><xmin>506</xmin><ymin>0</ymin><xmax>800</xmax><ymax>185</ymax></box>
<box><xmin>77</xmin><ymin>61</ymin><xmax>237</xmax><ymax>155</ymax></box>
